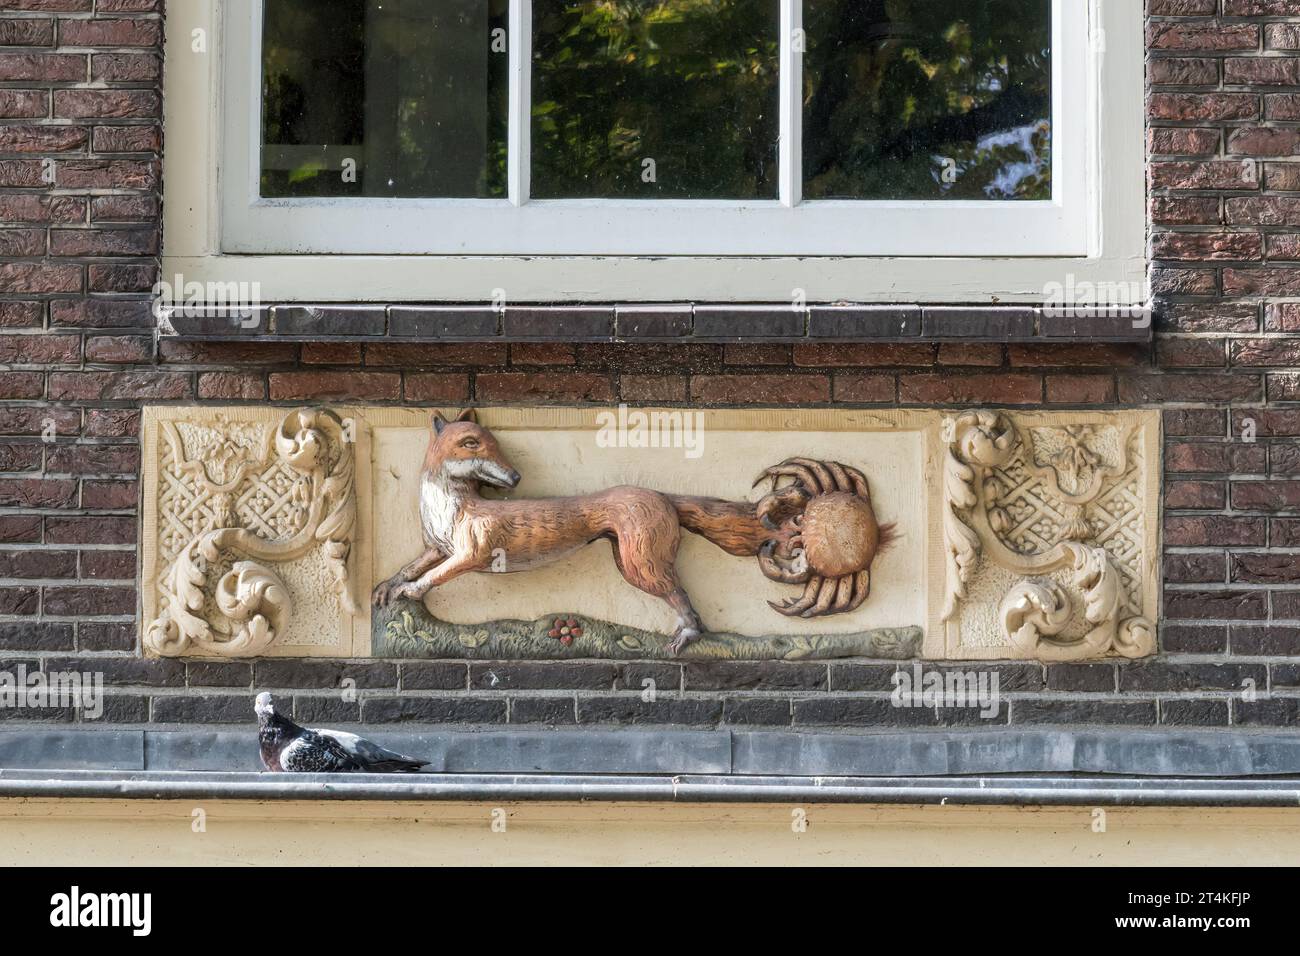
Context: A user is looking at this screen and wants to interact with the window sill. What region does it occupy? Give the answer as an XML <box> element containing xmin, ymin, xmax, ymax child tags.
<box><xmin>158</xmin><ymin>304</ymin><xmax>1153</xmax><ymax>344</ymax></box>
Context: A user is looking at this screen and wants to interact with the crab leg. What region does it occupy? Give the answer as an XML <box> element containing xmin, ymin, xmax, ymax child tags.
<box><xmin>757</xmin><ymin>462</ymin><xmax>824</xmax><ymax>496</ymax></box>
<box><xmin>786</xmin><ymin>457</ymin><xmax>837</xmax><ymax>494</ymax></box>
<box><xmin>756</xmin><ymin>483</ymin><xmax>810</xmax><ymax>528</ymax></box>
<box><xmin>821</xmin><ymin>460</ymin><xmax>853</xmax><ymax>494</ymax></box>
<box><xmin>758</xmin><ymin>540</ymin><xmax>811</xmax><ymax>584</ymax></box>
<box><xmin>845</xmin><ymin>569</ymin><xmax>871</xmax><ymax>611</ymax></box>
<box><xmin>769</xmin><ymin>575</ymin><xmax>822</xmax><ymax>616</ymax></box>
<box><xmin>801</xmin><ymin>576</ymin><xmax>841</xmax><ymax>617</ymax></box>
<box><xmin>830</xmin><ymin>574</ymin><xmax>855</xmax><ymax>612</ymax></box>
<box><xmin>842</xmin><ymin>464</ymin><xmax>872</xmax><ymax>501</ymax></box>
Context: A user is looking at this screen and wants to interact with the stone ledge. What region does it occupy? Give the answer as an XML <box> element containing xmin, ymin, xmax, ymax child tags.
<box><xmin>0</xmin><ymin>768</ymin><xmax>1297</xmax><ymax>806</ymax></box>
<box><xmin>159</xmin><ymin>304</ymin><xmax>1154</xmax><ymax>344</ymax></box>
<box><xmin>2</xmin><ymin>729</ymin><xmax>1298</xmax><ymax>779</ymax></box>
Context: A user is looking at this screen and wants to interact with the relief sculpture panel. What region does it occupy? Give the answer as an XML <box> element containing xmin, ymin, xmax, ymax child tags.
<box><xmin>140</xmin><ymin>406</ymin><xmax>1159</xmax><ymax>662</ymax></box>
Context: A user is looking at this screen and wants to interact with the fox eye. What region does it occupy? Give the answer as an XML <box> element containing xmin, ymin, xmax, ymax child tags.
<box><xmin>462</xmin><ymin>438</ymin><xmax>479</xmax><ymax>449</ymax></box>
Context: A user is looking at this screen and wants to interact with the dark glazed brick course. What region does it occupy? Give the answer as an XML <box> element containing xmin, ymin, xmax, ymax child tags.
<box><xmin>470</xmin><ymin>662</ymin><xmax>617</xmax><ymax>691</ymax></box>
<box><xmin>1009</xmin><ymin>700</ymin><xmax>1159</xmax><ymax>726</ymax></box>
<box><xmin>509</xmin><ymin>697</ymin><xmax>577</xmax><ymax>724</ymax></box>
<box><xmin>794</xmin><ymin>697</ymin><xmax>1004</xmax><ymax>727</ymax></box>
<box><xmin>1160</xmin><ymin>699</ymin><xmax>1231</xmax><ymax>727</ymax></box>
<box><xmin>921</xmin><ymin>308</ymin><xmax>1037</xmax><ymax>340</ymax></box>
<box><xmin>165</xmin><ymin>302</ymin><xmax>1154</xmax><ymax>344</ymax></box>
<box><xmin>400</xmin><ymin>662</ymin><xmax>469</xmax><ymax>690</ymax></box>
<box><xmin>614</xmin><ymin>306</ymin><xmax>692</xmax><ymax>338</ymax></box>
<box><xmin>362</xmin><ymin>696</ymin><xmax>508</xmax><ymax>724</ymax></box>
<box><xmin>389</xmin><ymin>307</ymin><xmax>498</xmax><ymax>339</ymax></box>
<box><xmin>692</xmin><ymin>306</ymin><xmax>806</xmax><ymax>339</ymax></box>
<box><xmin>503</xmin><ymin>307</ymin><xmax>614</xmax><ymax>339</ymax></box>
<box><xmin>252</xmin><ymin>660</ymin><xmax>398</xmax><ymax>690</ymax></box>
<box><xmin>682</xmin><ymin>661</ymin><xmax>828</xmax><ymax>691</ymax></box>
<box><xmin>291</xmin><ymin>696</ymin><xmax>361</xmax><ymax>724</ymax></box>
<box><xmin>722</xmin><ymin>697</ymin><xmax>793</xmax><ymax>725</ymax></box>
<box><xmin>577</xmin><ymin>696</ymin><xmax>722</xmax><ymax>726</ymax></box>
<box><xmin>809</xmin><ymin>306</ymin><xmax>920</xmax><ymax>338</ymax></box>
<box><xmin>273</xmin><ymin>306</ymin><xmax>385</xmax><ymax>337</ymax></box>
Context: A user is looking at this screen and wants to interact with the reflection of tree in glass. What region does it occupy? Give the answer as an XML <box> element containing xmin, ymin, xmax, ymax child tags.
<box><xmin>803</xmin><ymin>0</ymin><xmax>1052</xmax><ymax>200</ymax></box>
<box><xmin>262</xmin><ymin>0</ymin><xmax>1049</xmax><ymax>202</ymax></box>
<box><xmin>261</xmin><ymin>0</ymin><xmax>508</xmax><ymax>199</ymax></box>
<box><xmin>262</xmin><ymin>0</ymin><xmax>365</xmax><ymax>197</ymax></box>
<box><xmin>532</xmin><ymin>0</ymin><xmax>779</xmax><ymax>199</ymax></box>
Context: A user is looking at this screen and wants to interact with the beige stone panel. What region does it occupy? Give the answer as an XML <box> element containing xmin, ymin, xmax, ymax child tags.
<box><xmin>0</xmin><ymin>799</ymin><xmax>1293</xmax><ymax>866</ymax></box>
<box><xmin>936</xmin><ymin>409</ymin><xmax>1161</xmax><ymax>661</ymax></box>
<box><xmin>370</xmin><ymin>408</ymin><xmax>935</xmax><ymax>639</ymax></box>
<box><xmin>141</xmin><ymin>406</ymin><xmax>369</xmax><ymax>658</ymax></box>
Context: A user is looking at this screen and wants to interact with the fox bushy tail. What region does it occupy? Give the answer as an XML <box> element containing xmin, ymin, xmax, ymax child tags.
<box><xmin>668</xmin><ymin>496</ymin><xmax>771</xmax><ymax>557</ymax></box>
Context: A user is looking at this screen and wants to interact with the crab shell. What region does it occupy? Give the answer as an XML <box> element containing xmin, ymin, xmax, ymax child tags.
<box><xmin>799</xmin><ymin>492</ymin><xmax>880</xmax><ymax>578</ymax></box>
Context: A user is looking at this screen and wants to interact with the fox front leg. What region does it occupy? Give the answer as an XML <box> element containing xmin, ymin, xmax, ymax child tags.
<box><xmin>372</xmin><ymin>548</ymin><xmax>445</xmax><ymax>608</ymax></box>
<box><xmin>389</xmin><ymin>552</ymin><xmax>486</xmax><ymax>604</ymax></box>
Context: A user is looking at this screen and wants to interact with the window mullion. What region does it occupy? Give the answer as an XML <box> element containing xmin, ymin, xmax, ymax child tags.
<box><xmin>508</xmin><ymin>0</ymin><xmax>532</xmax><ymax>206</ymax></box>
<box><xmin>779</xmin><ymin>0</ymin><xmax>802</xmax><ymax>208</ymax></box>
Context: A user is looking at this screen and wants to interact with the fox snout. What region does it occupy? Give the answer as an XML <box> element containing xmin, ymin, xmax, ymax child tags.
<box><xmin>477</xmin><ymin>461</ymin><xmax>521</xmax><ymax>489</ymax></box>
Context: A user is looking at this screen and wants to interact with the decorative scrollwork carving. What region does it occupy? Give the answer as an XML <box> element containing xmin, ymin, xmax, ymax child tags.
<box><xmin>1000</xmin><ymin>544</ymin><xmax>1152</xmax><ymax>661</ymax></box>
<box><xmin>944</xmin><ymin>410</ymin><xmax>1156</xmax><ymax>661</ymax></box>
<box><xmin>1001</xmin><ymin>579</ymin><xmax>1071</xmax><ymax>656</ymax></box>
<box><xmin>941</xmin><ymin>410</ymin><xmax>1017</xmax><ymax>621</ymax></box>
<box><xmin>214</xmin><ymin>562</ymin><xmax>293</xmax><ymax>655</ymax></box>
<box><xmin>144</xmin><ymin>407</ymin><xmax>357</xmax><ymax>657</ymax></box>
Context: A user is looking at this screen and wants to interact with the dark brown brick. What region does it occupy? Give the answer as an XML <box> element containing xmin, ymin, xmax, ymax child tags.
<box><xmin>899</xmin><ymin>373</ymin><xmax>1042</xmax><ymax>405</ymax></box>
<box><xmin>477</xmin><ymin>372</ymin><xmax>615</xmax><ymax>403</ymax></box>
<box><xmin>690</xmin><ymin>374</ymin><xmax>828</xmax><ymax>405</ymax></box>
<box><xmin>1167</xmin><ymin>480</ymin><xmax>1227</xmax><ymax>508</ymax></box>
<box><xmin>1148</xmin><ymin>22</ymin><xmax>1259</xmax><ymax>52</ymax></box>
<box><xmin>57</xmin><ymin>17</ymin><xmax>160</xmax><ymax>48</ymax></box>
<box><xmin>268</xmin><ymin>372</ymin><xmax>400</xmax><ymax>402</ymax></box>
<box><xmin>1164</xmin><ymin>588</ymin><xmax>1269</xmax><ymax>621</ymax></box>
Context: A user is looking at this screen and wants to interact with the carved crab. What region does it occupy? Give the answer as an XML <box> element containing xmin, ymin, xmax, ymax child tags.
<box><xmin>753</xmin><ymin>458</ymin><xmax>890</xmax><ymax>618</ymax></box>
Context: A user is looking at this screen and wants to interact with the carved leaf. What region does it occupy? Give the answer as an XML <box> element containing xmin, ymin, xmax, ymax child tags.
<box><xmin>457</xmin><ymin>629</ymin><xmax>490</xmax><ymax>649</ymax></box>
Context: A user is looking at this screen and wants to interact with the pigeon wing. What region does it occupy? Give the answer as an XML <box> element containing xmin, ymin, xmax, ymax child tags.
<box><xmin>316</xmin><ymin>729</ymin><xmax>428</xmax><ymax>772</ymax></box>
<box><xmin>279</xmin><ymin>728</ymin><xmax>364</xmax><ymax>772</ymax></box>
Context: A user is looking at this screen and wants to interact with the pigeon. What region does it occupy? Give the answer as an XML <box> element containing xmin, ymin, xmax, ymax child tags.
<box><xmin>254</xmin><ymin>692</ymin><xmax>428</xmax><ymax>773</ymax></box>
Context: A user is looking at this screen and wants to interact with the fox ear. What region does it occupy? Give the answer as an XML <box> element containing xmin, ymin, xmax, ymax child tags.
<box><xmin>456</xmin><ymin>408</ymin><xmax>478</xmax><ymax>424</ymax></box>
<box><xmin>432</xmin><ymin>412</ymin><xmax>449</xmax><ymax>435</ymax></box>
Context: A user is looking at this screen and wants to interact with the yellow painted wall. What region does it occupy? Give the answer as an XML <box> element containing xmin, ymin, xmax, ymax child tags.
<box><xmin>0</xmin><ymin>800</ymin><xmax>1296</xmax><ymax>866</ymax></box>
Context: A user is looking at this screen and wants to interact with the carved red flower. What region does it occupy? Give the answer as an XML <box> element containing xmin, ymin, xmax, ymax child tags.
<box><xmin>548</xmin><ymin>618</ymin><xmax>583</xmax><ymax>645</ymax></box>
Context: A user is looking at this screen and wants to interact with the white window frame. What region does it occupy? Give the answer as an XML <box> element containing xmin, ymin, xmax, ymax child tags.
<box><xmin>163</xmin><ymin>0</ymin><xmax>1145</xmax><ymax>303</ymax></box>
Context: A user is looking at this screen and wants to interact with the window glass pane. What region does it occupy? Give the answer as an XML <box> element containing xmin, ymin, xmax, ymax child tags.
<box><xmin>803</xmin><ymin>0</ymin><xmax>1051</xmax><ymax>200</ymax></box>
<box><xmin>261</xmin><ymin>0</ymin><xmax>508</xmax><ymax>198</ymax></box>
<box><xmin>531</xmin><ymin>0</ymin><xmax>779</xmax><ymax>200</ymax></box>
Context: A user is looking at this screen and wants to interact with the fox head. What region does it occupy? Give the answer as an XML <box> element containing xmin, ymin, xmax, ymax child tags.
<box><xmin>423</xmin><ymin>409</ymin><xmax>521</xmax><ymax>489</ymax></box>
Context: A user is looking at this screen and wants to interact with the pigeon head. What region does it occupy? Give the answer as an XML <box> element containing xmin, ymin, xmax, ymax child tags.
<box><xmin>254</xmin><ymin>692</ymin><xmax>277</xmax><ymax>723</ymax></box>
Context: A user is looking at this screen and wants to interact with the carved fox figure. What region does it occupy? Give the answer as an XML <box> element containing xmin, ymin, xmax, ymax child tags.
<box><xmin>372</xmin><ymin>409</ymin><xmax>784</xmax><ymax>654</ymax></box>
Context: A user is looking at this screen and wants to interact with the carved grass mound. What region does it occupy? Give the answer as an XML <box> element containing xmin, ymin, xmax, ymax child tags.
<box><xmin>375</xmin><ymin>602</ymin><xmax>921</xmax><ymax>661</ymax></box>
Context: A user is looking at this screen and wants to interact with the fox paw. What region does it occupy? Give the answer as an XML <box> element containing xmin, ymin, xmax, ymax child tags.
<box><xmin>371</xmin><ymin>577</ymin><xmax>405</xmax><ymax>608</ymax></box>
<box><xmin>666</xmin><ymin>628</ymin><xmax>700</xmax><ymax>657</ymax></box>
<box><xmin>390</xmin><ymin>583</ymin><xmax>427</xmax><ymax>604</ymax></box>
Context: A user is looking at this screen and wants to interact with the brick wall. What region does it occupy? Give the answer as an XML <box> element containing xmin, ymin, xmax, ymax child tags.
<box><xmin>0</xmin><ymin>0</ymin><xmax>1296</xmax><ymax>733</ymax></box>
